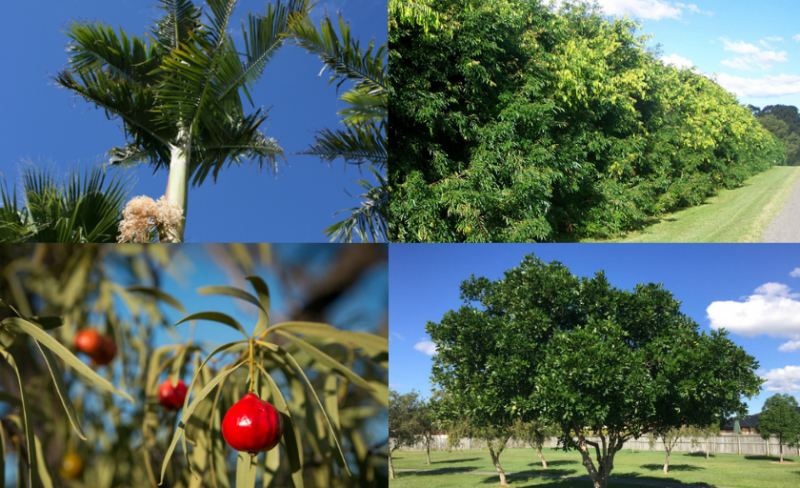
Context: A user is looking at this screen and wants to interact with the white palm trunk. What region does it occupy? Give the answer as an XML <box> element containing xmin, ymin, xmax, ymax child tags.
<box><xmin>162</xmin><ymin>132</ymin><xmax>191</xmax><ymax>242</ymax></box>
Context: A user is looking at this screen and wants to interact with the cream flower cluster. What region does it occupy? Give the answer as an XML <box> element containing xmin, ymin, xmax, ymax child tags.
<box><xmin>117</xmin><ymin>196</ymin><xmax>184</xmax><ymax>243</ymax></box>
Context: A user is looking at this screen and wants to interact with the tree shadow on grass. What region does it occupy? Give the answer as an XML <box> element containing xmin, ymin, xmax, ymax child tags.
<box><xmin>683</xmin><ymin>451</ymin><xmax>715</xmax><ymax>458</ymax></box>
<box><xmin>527</xmin><ymin>460</ymin><xmax>578</xmax><ymax>468</ymax></box>
<box><xmin>744</xmin><ymin>455</ymin><xmax>795</xmax><ymax>462</ymax></box>
<box><xmin>434</xmin><ymin>457</ymin><xmax>482</xmax><ymax>465</ymax></box>
<box><xmin>638</xmin><ymin>464</ymin><xmax>704</xmax><ymax>472</ymax></box>
<box><xmin>394</xmin><ymin>466</ymin><xmax>481</xmax><ymax>477</ymax></box>
<box><xmin>474</xmin><ymin>469</ymin><xmax>583</xmax><ymax>484</ymax></box>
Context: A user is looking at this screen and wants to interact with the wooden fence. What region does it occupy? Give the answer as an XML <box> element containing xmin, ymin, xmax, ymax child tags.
<box><xmin>393</xmin><ymin>434</ymin><xmax>800</xmax><ymax>457</ymax></box>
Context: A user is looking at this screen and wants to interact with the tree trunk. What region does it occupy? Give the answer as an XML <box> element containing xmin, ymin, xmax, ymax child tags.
<box><xmin>389</xmin><ymin>449</ymin><xmax>395</xmax><ymax>479</ymax></box>
<box><xmin>535</xmin><ymin>446</ymin><xmax>547</xmax><ymax>469</ymax></box>
<box><xmin>426</xmin><ymin>436</ymin><xmax>431</xmax><ymax>465</ymax></box>
<box><xmin>780</xmin><ymin>443</ymin><xmax>784</xmax><ymax>463</ymax></box>
<box><xmin>705</xmin><ymin>438</ymin><xmax>709</xmax><ymax>460</ymax></box>
<box><xmin>163</xmin><ymin>134</ymin><xmax>190</xmax><ymax>242</ymax></box>
<box><xmin>488</xmin><ymin>447</ymin><xmax>509</xmax><ymax>487</ymax></box>
<box><xmin>663</xmin><ymin>449</ymin><xmax>671</xmax><ymax>474</ymax></box>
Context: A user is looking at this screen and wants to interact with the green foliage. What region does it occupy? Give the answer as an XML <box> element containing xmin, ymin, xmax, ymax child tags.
<box><xmin>425</xmin><ymin>254</ymin><xmax>764</xmax><ymax>486</ymax></box>
<box><xmin>757</xmin><ymin>394</ymin><xmax>800</xmax><ymax>448</ymax></box>
<box><xmin>0</xmin><ymin>163</ymin><xmax>130</xmax><ymax>243</ymax></box>
<box><xmin>389</xmin><ymin>390</ymin><xmax>423</xmax><ymax>451</ymax></box>
<box><xmin>754</xmin><ymin>105</ymin><xmax>800</xmax><ymax>166</ymax></box>
<box><xmin>389</xmin><ymin>0</ymin><xmax>785</xmax><ymax>242</ymax></box>
<box><xmin>0</xmin><ymin>244</ymin><xmax>388</xmax><ymax>488</ymax></box>
<box><xmin>288</xmin><ymin>13</ymin><xmax>388</xmax><ymax>242</ymax></box>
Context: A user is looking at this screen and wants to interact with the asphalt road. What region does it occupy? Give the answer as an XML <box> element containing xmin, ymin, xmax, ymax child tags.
<box><xmin>764</xmin><ymin>172</ymin><xmax>800</xmax><ymax>242</ymax></box>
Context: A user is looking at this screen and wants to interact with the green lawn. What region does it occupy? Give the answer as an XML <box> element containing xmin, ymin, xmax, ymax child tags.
<box><xmin>391</xmin><ymin>448</ymin><xmax>800</xmax><ymax>488</ymax></box>
<box><xmin>584</xmin><ymin>166</ymin><xmax>800</xmax><ymax>243</ymax></box>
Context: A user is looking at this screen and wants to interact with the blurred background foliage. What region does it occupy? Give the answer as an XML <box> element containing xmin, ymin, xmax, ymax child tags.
<box><xmin>0</xmin><ymin>243</ymin><xmax>388</xmax><ymax>488</ymax></box>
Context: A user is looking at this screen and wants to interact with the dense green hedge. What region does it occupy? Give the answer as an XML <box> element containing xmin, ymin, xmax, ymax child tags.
<box><xmin>389</xmin><ymin>0</ymin><xmax>786</xmax><ymax>242</ymax></box>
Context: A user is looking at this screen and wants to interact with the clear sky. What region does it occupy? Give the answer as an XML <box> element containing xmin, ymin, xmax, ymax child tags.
<box><xmin>564</xmin><ymin>0</ymin><xmax>800</xmax><ymax>108</ymax></box>
<box><xmin>0</xmin><ymin>0</ymin><xmax>387</xmax><ymax>243</ymax></box>
<box><xmin>389</xmin><ymin>244</ymin><xmax>800</xmax><ymax>416</ymax></box>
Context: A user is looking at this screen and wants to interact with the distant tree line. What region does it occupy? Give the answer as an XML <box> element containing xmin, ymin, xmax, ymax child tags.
<box><xmin>751</xmin><ymin>105</ymin><xmax>800</xmax><ymax>166</ymax></box>
<box><xmin>389</xmin><ymin>0</ymin><xmax>786</xmax><ymax>242</ymax></box>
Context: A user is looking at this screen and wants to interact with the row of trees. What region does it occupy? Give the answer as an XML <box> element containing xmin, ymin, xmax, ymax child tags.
<box><xmin>415</xmin><ymin>254</ymin><xmax>763</xmax><ymax>488</ymax></box>
<box><xmin>753</xmin><ymin>105</ymin><xmax>800</xmax><ymax>166</ymax></box>
<box><xmin>1</xmin><ymin>0</ymin><xmax>387</xmax><ymax>243</ymax></box>
<box><xmin>389</xmin><ymin>0</ymin><xmax>786</xmax><ymax>242</ymax></box>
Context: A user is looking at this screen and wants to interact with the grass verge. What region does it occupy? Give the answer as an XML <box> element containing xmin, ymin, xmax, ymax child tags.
<box><xmin>391</xmin><ymin>448</ymin><xmax>800</xmax><ymax>488</ymax></box>
<box><xmin>584</xmin><ymin>166</ymin><xmax>800</xmax><ymax>243</ymax></box>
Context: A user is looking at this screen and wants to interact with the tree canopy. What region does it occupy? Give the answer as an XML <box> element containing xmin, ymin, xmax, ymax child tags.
<box><xmin>753</xmin><ymin>105</ymin><xmax>800</xmax><ymax>166</ymax></box>
<box><xmin>757</xmin><ymin>393</ymin><xmax>800</xmax><ymax>463</ymax></box>
<box><xmin>425</xmin><ymin>254</ymin><xmax>763</xmax><ymax>488</ymax></box>
<box><xmin>389</xmin><ymin>0</ymin><xmax>785</xmax><ymax>242</ymax></box>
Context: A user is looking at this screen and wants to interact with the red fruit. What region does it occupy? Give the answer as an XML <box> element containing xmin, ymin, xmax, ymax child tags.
<box><xmin>158</xmin><ymin>379</ymin><xmax>188</xmax><ymax>410</ymax></box>
<box><xmin>222</xmin><ymin>392</ymin><xmax>283</xmax><ymax>455</ymax></box>
<box><xmin>73</xmin><ymin>329</ymin><xmax>102</xmax><ymax>356</ymax></box>
<box><xmin>92</xmin><ymin>336</ymin><xmax>117</xmax><ymax>366</ymax></box>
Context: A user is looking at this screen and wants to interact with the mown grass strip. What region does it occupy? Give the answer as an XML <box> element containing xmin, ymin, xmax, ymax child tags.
<box><xmin>587</xmin><ymin>166</ymin><xmax>800</xmax><ymax>243</ymax></box>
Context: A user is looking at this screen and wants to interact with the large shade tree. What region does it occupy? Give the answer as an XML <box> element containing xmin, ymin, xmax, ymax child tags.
<box><xmin>426</xmin><ymin>254</ymin><xmax>764</xmax><ymax>488</ymax></box>
<box><xmin>55</xmin><ymin>0</ymin><xmax>311</xmax><ymax>242</ymax></box>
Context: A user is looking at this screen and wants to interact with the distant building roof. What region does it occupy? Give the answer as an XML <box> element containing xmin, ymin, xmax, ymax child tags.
<box><xmin>722</xmin><ymin>407</ymin><xmax>800</xmax><ymax>431</ymax></box>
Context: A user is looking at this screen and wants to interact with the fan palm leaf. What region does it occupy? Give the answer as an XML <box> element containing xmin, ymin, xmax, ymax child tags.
<box><xmin>0</xmin><ymin>164</ymin><xmax>132</xmax><ymax>243</ymax></box>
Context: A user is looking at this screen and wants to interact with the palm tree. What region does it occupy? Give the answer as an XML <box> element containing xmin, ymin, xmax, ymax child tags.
<box><xmin>54</xmin><ymin>0</ymin><xmax>311</xmax><ymax>242</ymax></box>
<box><xmin>288</xmin><ymin>12</ymin><xmax>387</xmax><ymax>242</ymax></box>
<box><xmin>0</xmin><ymin>163</ymin><xmax>131</xmax><ymax>243</ymax></box>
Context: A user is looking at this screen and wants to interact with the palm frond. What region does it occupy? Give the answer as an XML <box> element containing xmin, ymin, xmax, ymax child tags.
<box><xmin>324</xmin><ymin>166</ymin><xmax>387</xmax><ymax>243</ymax></box>
<box><xmin>0</xmin><ymin>163</ymin><xmax>131</xmax><ymax>243</ymax></box>
<box><xmin>151</xmin><ymin>0</ymin><xmax>202</xmax><ymax>51</ymax></box>
<box><xmin>288</xmin><ymin>12</ymin><xmax>387</xmax><ymax>94</ymax></box>
<box><xmin>217</xmin><ymin>0</ymin><xmax>311</xmax><ymax>104</ymax></box>
<box><xmin>63</xmin><ymin>20</ymin><xmax>161</xmax><ymax>86</ymax></box>
<box><xmin>301</xmin><ymin>124</ymin><xmax>386</xmax><ymax>169</ymax></box>
<box><xmin>338</xmin><ymin>85</ymin><xmax>387</xmax><ymax>125</ymax></box>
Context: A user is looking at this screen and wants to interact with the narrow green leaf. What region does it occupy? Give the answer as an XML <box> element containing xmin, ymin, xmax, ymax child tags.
<box><xmin>247</xmin><ymin>452</ymin><xmax>258</xmax><ymax>486</ymax></box>
<box><xmin>32</xmin><ymin>435</ymin><xmax>53</xmax><ymax>488</ymax></box>
<box><xmin>275</xmin><ymin>330</ymin><xmax>375</xmax><ymax>391</ymax></box>
<box><xmin>256</xmin><ymin>363</ymin><xmax>303</xmax><ymax>488</ymax></box>
<box><xmin>171</xmin><ymin>346</ymin><xmax>189</xmax><ymax>387</ymax></box>
<box><xmin>0</xmin><ymin>419</ymin><xmax>6</xmax><ymax>485</ymax></box>
<box><xmin>34</xmin><ymin>341</ymin><xmax>87</xmax><ymax>440</ymax></box>
<box><xmin>245</xmin><ymin>276</ymin><xmax>270</xmax><ymax>338</ymax></box>
<box><xmin>127</xmin><ymin>286</ymin><xmax>187</xmax><ymax>313</ymax></box>
<box><xmin>211</xmin><ymin>407</ymin><xmax>232</xmax><ymax>488</ymax></box>
<box><xmin>160</xmin><ymin>361</ymin><xmax>246</xmax><ymax>485</ymax></box>
<box><xmin>0</xmin><ymin>352</ymin><xmax>38</xmax><ymax>488</ymax></box>
<box><xmin>197</xmin><ymin>285</ymin><xmax>267</xmax><ymax>316</ymax></box>
<box><xmin>277</xmin><ymin>349</ymin><xmax>351</xmax><ymax>475</ymax></box>
<box><xmin>261</xmin><ymin>441</ymin><xmax>280</xmax><ymax>488</ymax></box>
<box><xmin>2</xmin><ymin>317</ymin><xmax>133</xmax><ymax>402</ymax></box>
<box><xmin>174</xmin><ymin>312</ymin><xmax>249</xmax><ymax>339</ymax></box>
<box><xmin>269</xmin><ymin>321</ymin><xmax>387</xmax><ymax>353</ymax></box>
<box><xmin>236</xmin><ymin>452</ymin><xmax>252</xmax><ymax>488</ymax></box>
<box><xmin>27</xmin><ymin>317</ymin><xmax>64</xmax><ymax>330</ymax></box>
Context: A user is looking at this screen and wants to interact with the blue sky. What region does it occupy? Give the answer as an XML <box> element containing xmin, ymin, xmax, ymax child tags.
<box><xmin>389</xmin><ymin>244</ymin><xmax>800</xmax><ymax>416</ymax></box>
<box><xmin>560</xmin><ymin>0</ymin><xmax>800</xmax><ymax>108</ymax></box>
<box><xmin>0</xmin><ymin>0</ymin><xmax>386</xmax><ymax>243</ymax></box>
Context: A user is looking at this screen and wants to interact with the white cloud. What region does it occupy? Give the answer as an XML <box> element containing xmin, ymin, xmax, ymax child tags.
<box><xmin>765</xmin><ymin>37</ymin><xmax>785</xmax><ymax>42</ymax></box>
<box><xmin>715</xmin><ymin>73</ymin><xmax>800</xmax><ymax>98</ymax></box>
<box><xmin>779</xmin><ymin>341</ymin><xmax>800</xmax><ymax>352</ymax></box>
<box><xmin>760</xmin><ymin>366</ymin><xmax>800</xmax><ymax>393</ymax></box>
<box><xmin>720</xmin><ymin>38</ymin><xmax>787</xmax><ymax>71</ymax></box>
<box><xmin>791</xmin><ymin>268</ymin><xmax>800</xmax><ymax>278</ymax></box>
<box><xmin>391</xmin><ymin>332</ymin><xmax>406</xmax><ymax>342</ymax></box>
<box><xmin>662</xmin><ymin>53</ymin><xmax>694</xmax><ymax>70</ymax></box>
<box><xmin>707</xmin><ymin>283</ymin><xmax>800</xmax><ymax>338</ymax></box>
<box><xmin>389</xmin><ymin>383</ymin><xmax>403</xmax><ymax>389</ymax></box>
<box><xmin>414</xmin><ymin>340</ymin><xmax>437</xmax><ymax>355</ymax></box>
<box><xmin>552</xmin><ymin>0</ymin><xmax>710</xmax><ymax>20</ymax></box>
<box><xmin>794</xmin><ymin>34</ymin><xmax>800</xmax><ymax>42</ymax></box>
